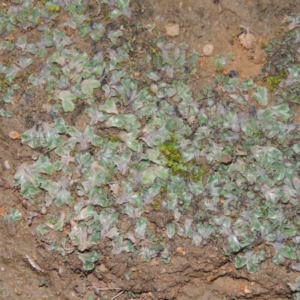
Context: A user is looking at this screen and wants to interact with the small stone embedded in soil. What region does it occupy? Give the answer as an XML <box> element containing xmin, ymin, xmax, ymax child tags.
<box><xmin>9</xmin><ymin>131</ymin><xmax>21</xmax><ymax>139</ymax></box>
<box><xmin>165</xmin><ymin>23</ymin><xmax>179</xmax><ymax>37</ymax></box>
<box><xmin>99</xmin><ymin>264</ymin><xmax>109</xmax><ymax>274</ymax></box>
<box><xmin>4</xmin><ymin>160</ymin><xmax>11</xmax><ymax>169</ymax></box>
<box><xmin>176</xmin><ymin>246</ymin><xmax>186</xmax><ymax>255</ymax></box>
<box><xmin>202</xmin><ymin>44</ymin><xmax>214</xmax><ymax>56</ymax></box>
<box><xmin>32</xmin><ymin>154</ymin><xmax>38</xmax><ymax>161</ymax></box>
<box><xmin>239</xmin><ymin>32</ymin><xmax>255</xmax><ymax>49</ymax></box>
<box><xmin>41</xmin><ymin>206</ymin><xmax>47</xmax><ymax>214</ymax></box>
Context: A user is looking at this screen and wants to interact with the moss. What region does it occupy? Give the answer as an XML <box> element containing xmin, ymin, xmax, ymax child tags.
<box><xmin>47</xmin><ymin>4</ymin><xmax>60</xmax><ymax>13</ymax></box>
<box><xmin>265</xmin><ymin>75</ymin><xmax>283</xmax><ymax>93</ymax></box>
<box><xmin>150</xmin><ymin>47</ymin><xmax>158</xmax><ymax>55</ymax></box>
<box><xmin>159</xmin><ymin>138</ymin><xmax>185</xmax><ymax>176</ymax></box>
<box><xmin>70</xmin><ymin>149</ymin><xmax>77</xmax><ymax>157</ymax></box>
<box><xmin>147</xmin><ymin>87</ymin><xmax>156</xmax><ymax>96</ymax></box>
<box><xmin>0</xmin><ymin>75</ymin><xmax>9</xmax><ymax>93</ymax></box>
<box><xmin>109</xmin><ymin>135</ymin><xmax>123</xmax><ymax>143</ymax></box>
<box><xmin>83</xmin><ymin>17</ymin><xmax>92</xmax><ymax>24</ymax></box>
<box><xmin>260</xmin><ymin>40</ymin><xmax>267</xmax><ymax>49</ymax></box>
<box><xmin>104</xmin><ymin>14</ymin><xmax>111</xmax><ymax>21</ymax></box>
<box><xmin>252</xmin><ymin>130</ymin><xmax>264</xmax><ymax>139</ymax></box>
<box><xmin>159</xmin><ymin>137</ymin><xmax>209</xmax><ymax>182</ymax></box>
<box><xmin>151</xmin><ymin>199</ymin><xmax>161</xmax><ymax>210</ymax></box>
<box><xmin>89</xmin><ymin>145</ymin><xmax>100</xmax><ymax>155</ymax></box>
<box><xmin>160</xmin><ymin>139</ymin><xmax>182</xmax><ymax>163</ymax></box>
<box><xmin>189</xmin><ymin>163</ymin><xmax>210</xmax><ymax>182</ymax></box>
<box><xmin>159</xmin><ymin>185</ymin><xmax>168</xmax><ymax>194</ymax></box>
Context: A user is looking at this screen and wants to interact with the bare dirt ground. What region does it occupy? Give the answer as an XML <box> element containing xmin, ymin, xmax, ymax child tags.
<box><xmin>1</xmin><ymin>0</ymin><xmax>300</xmax><ymax>299</ymax></box>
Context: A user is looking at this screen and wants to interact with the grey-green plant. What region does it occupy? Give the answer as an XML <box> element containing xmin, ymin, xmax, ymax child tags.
<box><xmin>1</xmin><ymin>0</ymin><xmax>299</xmax><ymax>281</ymax></box>
<box><xmin>210</xmin><ymin>55</ymin><xmax>226</xmax><ymax>72</ymax></box>
<box><xmin>4</xmin><ymin>208</ymin><xmax>22</xmax><ymax>222</ymax></box>
<box><xmin>78</xmin><ymin>251</ymin><xmax>100</xmax><ymax>271</ymax></box>
<box><xmin>235</xmin><ymin>250</ymin><xmax>265</xmax><ymax>274</ymax></box>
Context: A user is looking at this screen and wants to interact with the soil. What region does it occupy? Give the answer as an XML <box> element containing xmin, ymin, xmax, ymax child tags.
<box><xmin>1</xmin><ymin>0</ymin><xmax>300</xmax><ymax>299</ymax></box>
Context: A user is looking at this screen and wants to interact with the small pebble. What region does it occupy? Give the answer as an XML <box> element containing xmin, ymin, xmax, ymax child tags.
<box><xmin>41</xmin><ymin>206</ymin><xmax>47</xmax><ymax>215</ymax></box>
<box><xmin>165</xmin><ymin>23</ymin><xmax>179</xmax><ymax>37</ymax></box>
<box><xmin>202</xmin><ymin>44</ymin><xmax>214</xmax><ymax>56</ymax></box>
<box><xmin>150</xmin><ymin>84</ymin><xmax>158</xmax><ymax>93</ymax></box>
<box><xmin>9</xmin><ymin>131</ymin><xmax>21</xmax><ymax>140</ymax></box>
<box><xmin>176</xmin><ymin>246</ymin><xmax>186</xmax><ymax>255</ymax></box>
<box><xmin>32</xmin><ymin>154</ymin><xmax>38</xmax><ymax>161</ymax></box>
<box><xmin>4</xmin><ymin>160</ymin><xmax>11</xmax><ymax>169</ymax></box>
<box><xmin>99</xmin><ymin>264</ymin><xmax>109</xmax><ymax>274</ymax></box>
<box><xmin>239</xmin><ymin>32</ymin><xmax>255</xmax><ymax>49</ymax></box>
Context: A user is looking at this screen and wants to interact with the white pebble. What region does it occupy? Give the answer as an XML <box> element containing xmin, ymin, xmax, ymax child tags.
<box><xmin>165</xmin><ymin>23</ymin><xmax>179</xmax><ymax>37</ymax></box>
<box><xmin>32</xmin><ymin>154</ymin><xmax>38</xmax><ymax>161</ymax></box>
<box><xmin>4</xmin><ymin>160</ymin><xmax>11</xmax><ymax>169</ymax></box>
<box><xmin>150</xmin><ymin>84</ymin><xmax>158</xmax><ymax>93</ymax></box>
<box><xmin>203</xmin><ymin>44</ymin><xmax>214</xmax><ymax>56</ymax></box>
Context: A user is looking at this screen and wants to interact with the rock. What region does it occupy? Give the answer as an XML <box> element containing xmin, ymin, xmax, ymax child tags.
<box><xmin>165</xmin><ymin>23</ymin><xmax>179</xmax><ymax>37</ymax></box>
<box><xmin>239</xmin><ymin>32</ymin><xmax>255</xmax><ymax>49</ymax></box>
<box><xmin>98</xmin><ymin>264</ymin><xmax>109</xmax><ymax>274</ymax></box>
<box><xmin>202</xmin><ymin>44</ymin><xmax>214</xmax><ymax>56</ymax></box>
<box><xmin>244</xmin><ymin>286</ymin><xmax>252</xmax><ymax>294</ymax></box>
<box><xmin>9</xmin><ymin>131</ymin><xmax>21</xmax><ymax>139</ymax></box>
<box><xmin>4</xmin><ymin>160</ymin><xmax>11</xmax><ymax>169</ymax></box>
<box><xmin>176</xmin><ymin>247</ymin><xmax>186</xmax><ymax>255</ymax></box>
